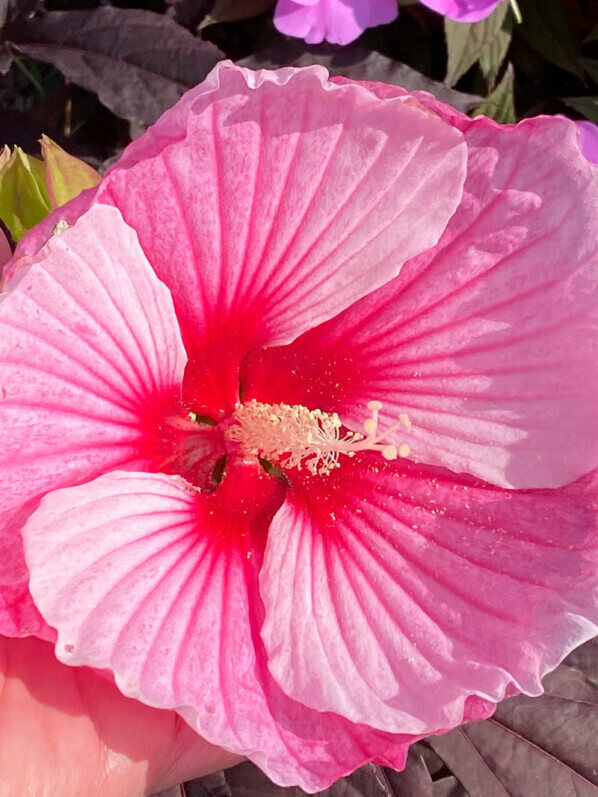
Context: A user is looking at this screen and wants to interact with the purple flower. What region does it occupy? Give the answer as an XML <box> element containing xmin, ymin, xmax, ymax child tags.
<box><xmin>274</xmin><ymin>0</ymin><xmax>398</xmax><ymax>45</ymax></box>
<box><xmin>577</xmin><ymin>120</ymin><xmax>598</xmax><ymax>164</ymax></box>
<box><xmin>419</xmin><ymin>0</ymin><xmax>504</xmax><ymax>22</ymax></box>
<box><xmin>555</xmin><ymin>116</ymin><xmax>598</xmax><ymax>164</ymax></box>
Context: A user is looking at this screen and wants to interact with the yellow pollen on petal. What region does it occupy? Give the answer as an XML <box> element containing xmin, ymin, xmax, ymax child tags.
<box><xmin>225</xmin><ymin>399</ymin><xmax>412</xmax><ymax>476</ymax></box>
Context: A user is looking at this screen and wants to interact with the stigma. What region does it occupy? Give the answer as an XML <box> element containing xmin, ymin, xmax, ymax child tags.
<box><xmin>225</xmin><ymin>399</ymin><xmax>411</xmax><ymax>476</ymax></box>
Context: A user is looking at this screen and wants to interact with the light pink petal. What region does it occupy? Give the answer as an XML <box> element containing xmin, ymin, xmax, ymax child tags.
<box><xmin>92</xmin><ymin>62</ymin><xmax>466</xmax><ymax>415</ymax></box>
<box><xmin>420</xmin><ymin>0</ymin><xmax>504</xmax><ymax>22</ymax></box>
<box><xmin>244</xmin><ymin>115</ymin><xmax>598</xmax><ymax>489</ymax></box>
<box><xmin>0</xmin><ymin>204</ymin><xmax>187</xmax><ymax>638</ymax></box>
<box><xmin>260</xmin><ymin>456</ymin><xmax>598</xmax><ymax>733</ymax></box>
<box><xmin>274</xmin><ymin>0</ymin><xmax>398</xmax><ymax>45</ymax></box>
<box><xmin>23</xmin><ymin>463</ymin><xmax>424</xmax><ymax>790</ymax></box>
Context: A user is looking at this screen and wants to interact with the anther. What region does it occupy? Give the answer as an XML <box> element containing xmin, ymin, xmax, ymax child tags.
<box><xmin>364</xmin><ymin>417</ymin><xmax>378</xmax><ymax>436</ymax></box>
<box><xmin>382</xmin><ymin>445</ymin><xmax>398</xmax><ymax>460</ymax></box>
<box><xmin>226</xmin><ymin>399</ymin><xmax>412</xmax><ymax>476</ymax></box>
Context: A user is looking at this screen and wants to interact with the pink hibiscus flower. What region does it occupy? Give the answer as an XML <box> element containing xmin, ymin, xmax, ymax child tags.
<box><xmin>273</xmin><ymin>0</ymin><xmax>398</xmax><ymax>44</ymax></box>
<box><xmin>2</xmin><ymin>63</ymin><xmax>598</xmax><ymax>790</ymax></box>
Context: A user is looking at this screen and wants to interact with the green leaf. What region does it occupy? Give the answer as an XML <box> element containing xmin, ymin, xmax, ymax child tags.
<box><xmin>479</xmin><ymin>13</ymin><xmax>513</xmax><ymax>87</ymax></box>
<box><xmin>584</xmin><ymin>23</ymin><xmax>598</xmax><ymax>44</ymax></box>
<box><xmin>474</xmin><ymin>62</ymin><xmax>516</xmax><ymax>123</ymax></box>
<box><xmin>561</xmin><ymin>96</ymin><xmax>598</xmax><ymax>124</ymax></box>
<box><xmin>40</xmin><ymin>136</ymin><xmax>101</xmax><ymax>210</ymax></box>
<box><xmin>517</xmin><ymin>0</ymin><xmax>583</xmax><ymax>79</ymax></box>
<box><xmin>580</xmin><ymin>58</ymin><xmax>598</xmax><ymax>85</ymax></box>
<box><xmin>200</xmin><ymin>0</ymin><xmax>275</xmax><ymax>27</ymax></box>
<box><xmin>445</xmin><ymin>3</ymin><xmax>509</xmax><ymax>87</ymax></box>
<box><xmin>0</xmin><ymin>146</ymin><xmax>50</xmax><ymax>241</ymax></box>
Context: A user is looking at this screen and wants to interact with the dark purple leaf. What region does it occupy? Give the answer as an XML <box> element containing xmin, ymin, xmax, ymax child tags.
<box><xmin>418</xmin><ymin>744</ymin><xmax>447</xmax><ymax>780</ymax></box>
<box><xmin>186</xmin><ymin>751</ymin><xmax>438</xmax><ymax>797</ymax></box>
<box><xmin>0</xmin><ymin>45</ymin><xmax>12</xmax><ymax>74</ymax></box>
<box><xmin>239</xmin><ymin>42</ymin><xmax>482</xmax><ymax>112</ymax></box>
<box><xmin>168</xmin><ymin>0</ymin><xmax>215</xmax><ymax>32</ymax></box>
<box><xmin>0</xmin><ymin>0</ymin><xmax>38</xmax><ymax>70</ymax></box>
<box><xmin>184</xmin><ymin>770</ymin><xmax>232</xmax><ymax>797</ymax></box>
<box><xmin>428</xmin><ymin>658</ymin><xmax>598</xmax><ymax>797</ymax></box>
<box><xmin>385</xmin><ymin>750</ymin><xmax>434</xmax><ymax>797</ymax></box>
<box><xmin>196</xmin><ymin>760</ymin><xmax>395</xmax><ymax>797</ymax></box>
<box><xmin>186</xmin><ymin>762</ymin><xmax>295</xmax><ymax>797</ymax></box>
<box><xmin>544</xmin><ymin>665</ymin><xmax>598</xmax><ymax>702</ymax></box>
<box><xmin>5</xmin><ymin>8</ymin><xmax>224</xmax><ymax>125</ymax></box>
<box><xmin>0</xmin><ymin>0</ymin><xmax>37</xmax><ymax>28</ymax></box>
<box><xmin>427</xmin><ymin>729</ymin><xmax>509</xmax><ymax>797</ymax></box>
<box><xmin>565</xmin><ymin>638</ymin><xmax>598</xmax><ymax>685</ymax></box>
<box><xmin>432</xmin><ymin>777</ymin><xmax>468</xmax><ymax>797</ymax></box>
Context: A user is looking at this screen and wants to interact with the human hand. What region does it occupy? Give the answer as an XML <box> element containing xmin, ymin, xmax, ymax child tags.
<box><xmin>0</xmin><ymin>634</ymin><xmax>240</xmax><ymax>797</ymax></box>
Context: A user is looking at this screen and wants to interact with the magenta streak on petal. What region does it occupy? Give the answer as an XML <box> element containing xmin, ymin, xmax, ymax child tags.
<box><xmin>244</xmin><ymin>115</ymin><xmax>598</xmax><ymax>489</ymax></box>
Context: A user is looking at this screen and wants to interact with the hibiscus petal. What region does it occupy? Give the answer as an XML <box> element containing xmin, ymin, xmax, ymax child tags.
<box><xmin>23</xmin><ymin>463</ymin><xmax>423</xmax><ymax>790</ymax></box>
<box><xmin>0</xmin><ymin>204</ymin><xmax>187</xmax><ymax>637</ymax></box>
<box><xmin>95</xmin><ymin>61</ymin><xmax>466</xmax><ymax>414</ymax></box>
<box><xmin>244</xmin><ymin>115</ymin><xmax>598</xmax><ymax>489</ymax></box>
<box><xmin>260</xmin><ymin>456</ymin><xmax>598</xmax><ymax>734</ymax></box>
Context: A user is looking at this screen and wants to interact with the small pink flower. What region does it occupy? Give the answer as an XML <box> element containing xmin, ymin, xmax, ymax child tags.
<box><xmin>274</xmin><ymin>0</ymin><xmax>398</xmax><ymax>44</ymax></box>
<box><xmin>419</xmin><ymin>0</ymin><xmax>504</xmax><ymax>22</ymax></box>
<box><xmin>1</xmin><ymin>64</ymin><xmax>598</xmax><ymax>790</ymax></box>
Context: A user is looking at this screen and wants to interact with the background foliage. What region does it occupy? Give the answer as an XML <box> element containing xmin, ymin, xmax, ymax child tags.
<box><xmin>0</xmin><ymin>0</ymin><xmax>595</xmax><ymax>177</ymax></box>
<box><xmin>0</xmin><ymin>0</ymin><xmax>596</xmax><ymax>793</ymax></box>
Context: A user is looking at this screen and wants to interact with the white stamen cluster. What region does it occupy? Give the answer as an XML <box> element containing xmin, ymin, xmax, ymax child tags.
<box><xmin>226</xmin><ymin>399</ymin><xmax>411</xmax><ymax>476</ymax></box>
